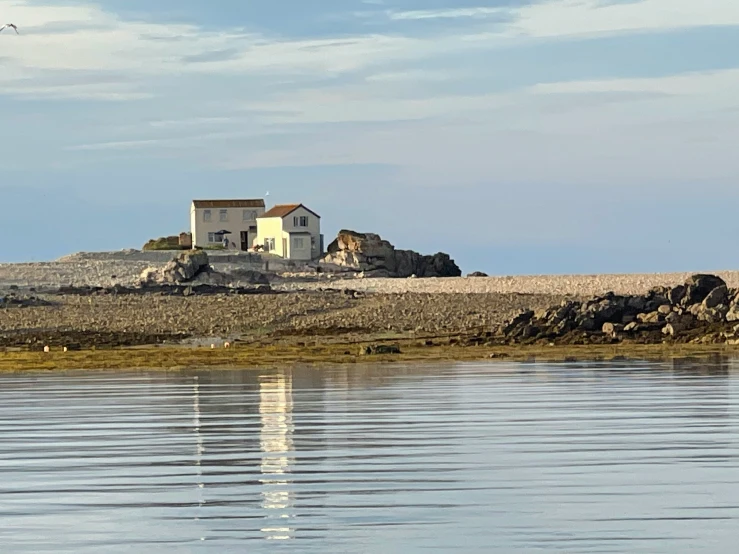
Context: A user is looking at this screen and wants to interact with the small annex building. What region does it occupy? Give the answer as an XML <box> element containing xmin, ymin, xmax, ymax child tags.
<box><xmin>256</xmin><ymin>203</ymin><xmax>323</xmax><ymax>261</ymax></box>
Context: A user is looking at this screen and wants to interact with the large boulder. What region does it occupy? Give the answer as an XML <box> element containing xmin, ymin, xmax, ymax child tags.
<box><xmin>682</xmin><ymin>274</ymin><xmax>727</xmax><ymax>306</ymax></box>
<box><xmin>139</xmin><ymin>250</ymin><xmax>210</xmax><ymax>286</ymax></box>
<box><xmin>322</xmin><ymin>230</ymin><xmax>461</xmax><ymax>278</ymax></box>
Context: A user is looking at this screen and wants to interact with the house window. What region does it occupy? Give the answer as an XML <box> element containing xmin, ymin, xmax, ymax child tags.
<box><xmin>243</xmin><ymin>209</ymin><xmax>257</xmax><ymax>221</ymax></box>
<box><xmin>207</xmin><ymin>232</ymin><xmax>217</xmax><ymax>243</ymax></box>
<box><xmin>219</xmin><ymin>209</ymin><xmax>228</xmax><ymax>222</ymax></box>
<box><xmin>264</xmin><ymin>237</ymin><xmax>275</xmax><ymax>251</ymax></box>
<box><xmin>293</xmin><ymin>215</ymin><xmax>309</xmax><ymax>227</ymax></box>
<box><xmin>293</xmin><ymin>237</ymin><xmax>304</xmax><ymax>249</ymax></box>
<box><xmin>311</xmin><ymin>236</ymin><xmax>316</xmax><ymax>250</ymax></box>
<box><xmin>203</xmin><ymin>209</ymin><xmax>212</xmax><ymax>222</ymax></box>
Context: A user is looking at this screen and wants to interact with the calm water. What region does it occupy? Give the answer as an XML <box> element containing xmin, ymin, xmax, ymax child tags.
<box><xmin>1</xmin><ymin>359</ymin><xmax>739</xmax><ymax>552</ymax></box>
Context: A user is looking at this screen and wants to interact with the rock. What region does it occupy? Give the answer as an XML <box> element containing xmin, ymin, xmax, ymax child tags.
<box><xmin>665</xmin><ymin>311</ymin><xmax>694</xmax><ymax>326</ymax></box>
<box><xmin>662</xmin><ymin>324</ymin><xmax>681</xmax><ymax>337</ymax></box>
<box><xmin>139</xmin><ymin>250</ymin><xmax>210</xmax><ymax>286</ymax></box>
<box><xmin>0</xmin><ymin>295</ymin><xmax>54</xmax><ymax>308</ymax></box>
<box><xmin>360</xmin><ymin>343</ymin><xmax>401</xmax><ymax>355</ymax></box>
<box><xmin>361</xmin><ymin>269</ymin><xmax>392</xmax><ymax>278</ymax></box>
<box><xmin>226</xmin><ymin>269</ymin><xmax>271</xmax><ymax>286</ymax></box>
<box><xmin>637</xmin><ymin>311</ymin><xmax>662</xmax><ymax>324</ymax></box>
<box><xmin>726</xmin><ymin>304</ymin><xmax>739</xmax><ymax>322</ymax></box>
<box><xmin>519</xmin><ymin>324</ymin><xmax>539</xmax><ymax>340</ymax></box>
<box><xmin>491</xmin><ymin>276</ymin><xmax>739</xmax><ymax>346</ymax></box>
<box><xmin>602</xmin><ymin>322</ymin><xmax>623</xmax><ymax>337</ymax></box>
<box><xmin>190</xmin><ymin>268</ymin><xmax>231</xmax><ymax>286</ymax></box>
<box><xmin>467</xmin><ymin>271</ymin><xmax>488</xmax><ymax>277</ymax></box>
<box><xmin>342</xmin><ymin>288</ymin><xmax>365</xmax><ymax>299</ymax></box>
<box><xmin>668</xmin><ymin>285</ymin><xmax>686</xmax><ymax>305</ymax></box>
<box><xmin>502</xmin><ymin>309</ymin><xmax>535</xmax><ymax>335</ymax></box>
<box><xmin>702</xmin><ymin>285</ymin><xmax>729</xmax><ymax>309</ymax></box>
<box><xmin>690</xmin><ymin>300</ymin><xmax>729</xmax><ymax>323</ymax></box>
<box><xmin>627</xmin><ymin>296</ymin><xmax>647</xmax><ymax>311</ymax></box>
<box><xmin>321</xmin><ymin>229</ymin><xmax>461</xmax><ymax>278</ymax></box>
<box><xmin>682</xmin><ymin>274</ymin><xmax>727</xmax><ymax>306</ymax></box>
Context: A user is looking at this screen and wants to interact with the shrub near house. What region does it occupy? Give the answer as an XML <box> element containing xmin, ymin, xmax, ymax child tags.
<box><xmin>142</xmin><ymin>236</ymin><xmax>187</xmax><ymax>251</ymax></box>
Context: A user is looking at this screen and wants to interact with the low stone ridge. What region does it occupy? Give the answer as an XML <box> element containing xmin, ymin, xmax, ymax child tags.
<box><xmin>225</xmin><ymin>268</ymin><xmax>271</xmax><ymax>286</ymax></box>
<box><xmin>321</xmin><ymin>229</ymin><xmax>461</xmax><ymax>278</ymax></box>
<box><xmin>467</xmin><ymin>271</ymin><xmax>488</xmax><ymax>277</ymax></box>
<box><xmin>51</xmin><ymin>283</ymin><xmax>276</xmax><ymax>297</ymax></box>
<box><xmin>0</xmin><ymin>294</ymin><xmax>54</xmax><ymax>308</ymax></box>
<box><xmin>494</xmin><ymin>273</ymin><xmax>739</xmax><ymax>345</ymax></box>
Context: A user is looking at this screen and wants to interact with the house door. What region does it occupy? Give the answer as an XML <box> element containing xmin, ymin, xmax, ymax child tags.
<box><xmin>240</xmin><ymin>231</ymin><xmax>249</xmax><ymax>251</ymax></box>
<box><xmin>282</xmin><ymin>238</ymin><xmax>288</xmax><ymax>258</ymax></box>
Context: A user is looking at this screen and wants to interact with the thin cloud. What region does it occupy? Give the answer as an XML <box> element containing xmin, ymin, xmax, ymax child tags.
<box><xmin>529</xmin><ymin>68</ymin><xmax>739</xmax><ymax>98</ymax></box>
<box><xmin>508</xmin><ymin>0</ymin><xmax>739</xmax><ymax>39</ymax></box>
<box><xmin>387</xmin><ymin>7</ymin><xmax>505</xmax><ymax>21</ymax></box>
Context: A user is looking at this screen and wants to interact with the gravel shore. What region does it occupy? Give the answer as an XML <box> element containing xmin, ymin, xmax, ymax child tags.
<box><xmin>2</xmin><ymin>252</ymin><xmax>738</xmax><ymax>349</ymax></box>
<box><xmin>278</xmin><ymin>272</ymin><xmax>739</xmax><ymax>296</ymax></box>
<box><xmin>0</xmin><ymin>291</ymin><xmax>564</xmax><ymax>348</ymax></box>
<box><xmin>2</xmin><ymin>255</ymin><xmax>738</xmax><ymax>296</ymax></box>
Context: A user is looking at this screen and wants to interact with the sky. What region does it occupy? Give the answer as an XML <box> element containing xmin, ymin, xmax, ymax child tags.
<box><xmin>1</xmin><ymin>0</ymin><xmax>738</xmax><ymax>274</ymax></box>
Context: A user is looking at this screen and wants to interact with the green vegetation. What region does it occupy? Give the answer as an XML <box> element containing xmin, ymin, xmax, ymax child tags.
<box><xmin>142</xmin><ymin>236</ymin><xmax>187</xmax><ymax>251</ymax></box>
<box><xmin>1</xmin><ymin>339</ymin><xmax>736</xmax><ymax>372</ymax></box>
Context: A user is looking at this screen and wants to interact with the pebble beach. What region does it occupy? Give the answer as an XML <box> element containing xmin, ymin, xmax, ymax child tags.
<box><xmin>1</xmin><ymin>251</ymin><xmax>738</xmax><ymax>350</ymax></box>
<box><xmin>1</xmin><ymin>253</ymin><xmax>738</xmax><ymax>296</ymax></box>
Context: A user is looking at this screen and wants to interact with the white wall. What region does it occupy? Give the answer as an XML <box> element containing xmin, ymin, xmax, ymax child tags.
<box><xmin>282</xmin><ymin>206</ymin><xmax>321</xmax><ymax>260</ymax></box>
<box><xmin>256</xmin><ymin>217</ymin><xmax>284</xmax><ymax>256</ymax></box>
<box><xmin>255</xmin><ymin>205</ymin><xmax>322</xmax><ymax>260</ymax></box>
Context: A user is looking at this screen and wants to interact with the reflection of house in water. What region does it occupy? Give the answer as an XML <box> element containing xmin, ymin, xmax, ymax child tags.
<box><xmin>193</xmin><ymin>376</ymin><xmax>205</xmax><ymax>513</ymax></box>
<box><xmin>259</xmin><ymin>371</ymin><xmax>296</xmax><ymax>541</ymax></box>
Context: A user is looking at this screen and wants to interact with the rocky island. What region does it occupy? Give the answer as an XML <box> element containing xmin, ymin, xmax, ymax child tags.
<box><xmin>2</xmin><ymin>231</ymin><xmax>739</xmax><ymax>370</ymax></box>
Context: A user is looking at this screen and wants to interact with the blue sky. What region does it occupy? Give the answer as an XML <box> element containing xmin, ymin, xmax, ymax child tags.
<box><xmin>1</xmin><ymin>0</ymin><xmax>739</xmax><ymax>274</ymax></box>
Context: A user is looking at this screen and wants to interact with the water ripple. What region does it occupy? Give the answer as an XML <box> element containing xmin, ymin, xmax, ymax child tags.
<box><xmin>1</xmin><ymin>360</ymin><xmax>738</xmax><ymax>552</ymax></box>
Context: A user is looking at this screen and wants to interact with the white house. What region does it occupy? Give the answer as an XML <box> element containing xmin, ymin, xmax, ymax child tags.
<box><xmin>190</xmin><ymin>199</ymin><xmax>265</xmax><ymax>250</ymax></box>
<box><xmin>256</xmin><ymin>204</ymin><xmax>322</xmax><ymax>261</ymax></box>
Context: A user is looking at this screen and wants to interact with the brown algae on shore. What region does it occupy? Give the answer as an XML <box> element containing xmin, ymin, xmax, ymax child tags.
<box><xmin>1</xmin><ymin>339</ymin><xmax>737</xmax><ymax>372</ymax></box>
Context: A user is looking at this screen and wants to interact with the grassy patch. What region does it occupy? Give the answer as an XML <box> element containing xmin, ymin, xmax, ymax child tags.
<box><xmin>1</xmin><ymin>339</ymin><xmax>737</xmax><ymax>372</ymax></box>
<box><xmin>142</xmin><ymin>237</ymin><xmax>186</xmax><ymax>251</ymax></box>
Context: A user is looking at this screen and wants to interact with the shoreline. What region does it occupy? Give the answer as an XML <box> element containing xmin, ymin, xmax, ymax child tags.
<box><xmin>3</xmin><ymin>252</ymin><xmax>739</xmax><ymax>371</ymax></box>
<box><xmin>2</xmin><ymin>339</ymin><xmax>737</xmax><ymax>372</ymax></box>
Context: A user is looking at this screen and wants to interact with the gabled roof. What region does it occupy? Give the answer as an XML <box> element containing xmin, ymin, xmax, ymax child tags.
<box><xmin>192</xmin><ymin>199</ymin><xmax>265</xmax><ymax>209</ymax></box>
<box><xmin>258</xmin><ymin>203</ymin><xmax>321</xmax><ymax>219</ymax></box>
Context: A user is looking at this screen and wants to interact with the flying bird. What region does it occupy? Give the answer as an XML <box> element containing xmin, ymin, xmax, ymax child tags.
<box><xmin>0</xmin><ymin>23</ymin><xmax>18</xmax><ymax>34</ymax></box>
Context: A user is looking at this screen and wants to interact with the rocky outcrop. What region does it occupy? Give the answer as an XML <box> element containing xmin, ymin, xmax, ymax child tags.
<box><xmin>139</xmin><ymin>250</ymin><xmax>211</xmax><ymax>286</ymax></box>
<box><xmin>495</xmin><ymin>274</ymin><xmax>739</xmax><ymax>345</ymax></box>
<box><xmin>0</xmin><ymin>294</ymin><xmax>54</xmax><ymax>308</ymax></box>
<box><xmin>467</xmin><ymin>271</ymin><xmax>488</xmax><ymax>277</ymax></box>
<box><xmin>321</xmin><ymin>230</ymin><xmax>461</xmax><ymax>278</ymax></box>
